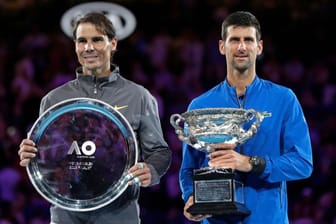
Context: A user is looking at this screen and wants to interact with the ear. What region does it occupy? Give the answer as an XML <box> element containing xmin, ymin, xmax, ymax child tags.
<box><xmin>257</xmin><ymin>40</ymin><xmax>263</xmax><ymax>56</ymax></box>
<box><xmin>218</xmin><ymin>40</ymin><xmax>225</xmax><ymax>55</ymax></box>
<box><xmin>110</xmin><ymin>38</ymin><xmax>118</xmax><ymax>51</ymax></box>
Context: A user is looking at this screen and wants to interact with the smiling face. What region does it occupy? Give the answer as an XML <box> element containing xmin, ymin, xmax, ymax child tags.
<box><xmin>75</xmin><ymin>22</ymin><xmax>117</xmax><ymax>77</ymax></box>
<box><xmin>219</xmin><ymin>26</ymin><xmax>263</xmax><ymax>75</ymax></box>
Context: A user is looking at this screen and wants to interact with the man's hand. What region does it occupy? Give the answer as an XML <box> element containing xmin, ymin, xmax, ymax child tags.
<box><xmin>128</xmin><ymin>162</ymin><xmax>152</xmax><ymax>187</ymax></box>
<box><xmin>208</xmin><ymin>143</ymin><xmax>252</xmax><ymax>172</ymax></box>
<box><xmin>183</xmin><ymin>196</ymin><xmax>211</xmax><ymax>222</ymax></box>
<box><xmin>18</xmin><ymin>139</ymin><xmax>37</xmax><ymax>167</ymax></box>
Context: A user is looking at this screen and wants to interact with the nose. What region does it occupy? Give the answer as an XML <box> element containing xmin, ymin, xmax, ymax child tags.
<box><xmin>84</xmin><ymin>42</ymin><xmax>94</xmax><ymax>51</ymax></box>
<box><xmin>237</xmin><ymin>41</ymin><xmax>246</xmax><ymax>51</ymax></box>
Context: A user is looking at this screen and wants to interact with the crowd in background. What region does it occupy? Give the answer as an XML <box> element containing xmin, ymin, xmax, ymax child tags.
<box><xmin>0</xmin><ymin>0</ymin><xmax>335</xmax><ymax>223</ymax></box>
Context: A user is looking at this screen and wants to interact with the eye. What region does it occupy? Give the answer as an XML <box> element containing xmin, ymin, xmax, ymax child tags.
<box><xmin>92</xmin><ymin>37</ymin><xmax>104</xmax><ymax>42</ymax></box>
<box><xmin>76</xmin><ymin>38</ymin><xmax>87</xmax><ymax>43</ymax></box>
<box><xmin>229</xmin><ymin>37</ymin><xmax>240</xmax><ymax>43</ymax></box>
<box><xmin>244</xmin><ymin>37</ymin><xmax>255</xmax><ymax>43</ymax></box>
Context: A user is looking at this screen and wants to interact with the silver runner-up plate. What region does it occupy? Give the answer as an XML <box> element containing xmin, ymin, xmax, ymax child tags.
<box><xmin>26</xmin><ymin>97</ymin><xmax>138</xmax><ymax>212</ymax></box>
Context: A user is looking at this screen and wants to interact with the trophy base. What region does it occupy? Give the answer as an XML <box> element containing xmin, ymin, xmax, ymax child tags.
<box><xmin>190</xmin><ymin>168</ymin><xmax>250</xmax><ymax>217</ymax></box>
<box><xmin>187</xmin><ymin>202</ymin><xmax>251</xmax><ymax>217</ymax></box>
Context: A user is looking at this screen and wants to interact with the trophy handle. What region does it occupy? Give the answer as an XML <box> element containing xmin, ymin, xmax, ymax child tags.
<box><xmin>238</xmin><ymin>110</ymin><xmax>271</xmax><ymax>144</ymax></box>
<box><xmin>170</xmin><ymin>113</ymin><xmax>190</xmax><ymax>143</ymax></box>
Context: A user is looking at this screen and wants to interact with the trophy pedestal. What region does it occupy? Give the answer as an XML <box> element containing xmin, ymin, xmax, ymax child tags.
<box><xmin>187</xmin><ymin>202</ymin><xmax>251</xmax><ymax>216</ymax></box>
<box><xmin>187</xmin><ymin>168</ymin><xmax>251</xmax><ymax>217</ymax></box>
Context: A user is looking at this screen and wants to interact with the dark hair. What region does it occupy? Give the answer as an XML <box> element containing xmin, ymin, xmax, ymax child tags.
<box><xmin>72</xmin><ymin>12</ymin><xmax>116</xmax><ymax>41</ymax></box>
<box><xmin>221</xmin><ymin>11</ymin><xmax>261</xmax><ymax>41</ymax></box>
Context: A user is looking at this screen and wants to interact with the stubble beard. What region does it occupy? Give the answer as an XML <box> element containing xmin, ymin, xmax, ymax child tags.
<box><xmin>232</xmin><ymin>60</ymin><xmax>251</xmax><ymax>75</ymax></box>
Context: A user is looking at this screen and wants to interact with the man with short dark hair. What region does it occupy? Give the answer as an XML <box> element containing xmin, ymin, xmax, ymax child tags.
<box><xmin>179</xmin><ymin>11</ymin><xmax>313</xmax><ymax>224</ymax></box>
<box><xmin>18</xmin><ymin>12</ymin><xmax>172</xmax><ymax>224</ymax></box>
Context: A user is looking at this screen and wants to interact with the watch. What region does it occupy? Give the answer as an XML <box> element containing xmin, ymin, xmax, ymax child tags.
<box><xmin>249</xmin><ymin>156</ymin><xmax>266</xmax><ymax>174</ymax></box>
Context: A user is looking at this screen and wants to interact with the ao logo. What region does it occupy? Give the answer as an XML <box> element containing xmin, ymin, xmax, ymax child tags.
<box><xmin>60</xmin><ymin>2</ymin><xmax>137</xmax><ymax>40</ymax></box>
<box><xmin>68</xmin><ymin>140</ymin><xmax>96</xmax><ymax>156</ymax></box>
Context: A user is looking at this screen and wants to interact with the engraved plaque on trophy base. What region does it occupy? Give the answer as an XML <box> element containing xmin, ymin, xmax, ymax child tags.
<box><xmin>187</xmin><ymin>169</ymin><xmax>251</xmax><ymax>217</ymax></box>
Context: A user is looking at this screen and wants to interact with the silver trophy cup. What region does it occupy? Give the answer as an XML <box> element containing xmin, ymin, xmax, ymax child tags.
<box><xmin>170</xmin><ymin>108</ymin><xmax>271</xmax><ymax>217</ymax></box>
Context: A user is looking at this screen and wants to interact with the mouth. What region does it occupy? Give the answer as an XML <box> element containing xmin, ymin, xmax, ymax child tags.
<box><xmin>234</xmin><ymin>54</ymin><xmax>248</xmax><ymax>61</ymax></box>
<box><xmin>235</xmin><ymin>53</ymin><xmax>248</xmax><ymax>58</ymax></box>
<box><xmin>83</xmin><ymin>55</ymin><xmax>98</xmax><ymax>63</ymax></box>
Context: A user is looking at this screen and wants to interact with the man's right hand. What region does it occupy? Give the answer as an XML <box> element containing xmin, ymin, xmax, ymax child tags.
<box><xmin>18</xmin><ymin>139</ymin><xmax>37</xmax><ymax>167</ymax></box>
<box><xmin>183</xmin><ymin>196</ymin><xmax>211</xmax><ymax>222</ymax></box>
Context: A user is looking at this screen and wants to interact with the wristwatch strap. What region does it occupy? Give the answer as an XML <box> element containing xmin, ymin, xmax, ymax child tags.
<box><xmin>249</xmin><ymin>156</ymin><xmax>266</xmax><ymax>174</ymax></box>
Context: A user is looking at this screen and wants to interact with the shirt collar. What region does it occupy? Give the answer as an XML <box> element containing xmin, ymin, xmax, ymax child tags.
<box><xmin>223</xmin><ymin>75</ymin><xmax>261</xmax><ymax>96</ymax></box>
<box><xmin>75</xmin><ymin>64</ymin><xmax>120</xmax><ymax>83</ymax></box>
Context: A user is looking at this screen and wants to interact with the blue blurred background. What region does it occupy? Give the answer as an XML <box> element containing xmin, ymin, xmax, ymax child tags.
<box><xmin>0</xmin><ymin>0</ymin><xmax>335</xmax><ymax>223</ymax></box>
